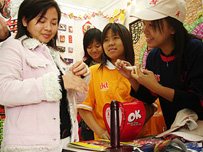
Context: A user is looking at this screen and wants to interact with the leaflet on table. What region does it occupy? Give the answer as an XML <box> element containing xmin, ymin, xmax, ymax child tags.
<box><xmin>67</xmin><ymin>139</ymin><xmax>136</xmax><ymax>151</ymax></box>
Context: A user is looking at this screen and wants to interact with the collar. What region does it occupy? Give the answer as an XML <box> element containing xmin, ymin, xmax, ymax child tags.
<box><xmin>91</xmin><ymin>60</ymin><xmax>100</xmax><ymax>65</ymax></box>
<box><xmin>106</xmin><ymin>60</ymin><xmax>115</xmax><ymax>70</ymax></box>
<box><xmin>18</xmin><ymin>35</ymin><xmax>44</xmax><ymax>50</ymax></box>
<box><xmin>160</xmin><ymin>54</ymin><xmax>177</xmax><ymax>62</ymax></box>
<box><xmin>160</xmin><ymin>49</ymin><xmax>177</xmax><ymax>62</ymax></box>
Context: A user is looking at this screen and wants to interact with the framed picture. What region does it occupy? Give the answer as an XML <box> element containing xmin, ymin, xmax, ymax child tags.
<box><xmin>82</xmin><ymin>21</ymin><xmax>94</xmax><ymax>35</ymax></box>
<box><xmin>60</xmin><ymin>35</ymin><xmax>65</xmax><ymax>42</ymax></box>
<box><xmin>68</xmin><ymin>47</ymin><xmax>73</xmax><ymax>53</ymax></box>
<box><xmin>58</xmin><ymin>24</ymin><xmax>67</xmax><ymax>31</ymax></box>
<box><xmin>68</xmin><ymin>26</ymin><xmax>73</xmax><ymax>33</ymax></box>
<box><xmin>57</xmin><ymin>46</ymin><xmax>66</xmax><ymax>52</ymax></box>
<box><xmin>64</xmin><ymin>58</ymin><xmax>73</xmax><ymax>64</ymax></box>
<box><xmin>68</xmin><ymin>35</ymin><xmax>72</xmax><ymax>43</ymax></box>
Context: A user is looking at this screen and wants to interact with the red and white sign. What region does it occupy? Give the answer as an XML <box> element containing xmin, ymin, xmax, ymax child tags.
<box><xmin>103</xmin><ymin>101</ymin><xmax>145</xmax><ymax>142</ymax></box>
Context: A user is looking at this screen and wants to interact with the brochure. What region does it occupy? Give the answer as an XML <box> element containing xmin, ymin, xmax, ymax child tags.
<box><xmin>68</xmin><ymin>139</ymin><xmax>135</xmax><ymax>151</ymax></box>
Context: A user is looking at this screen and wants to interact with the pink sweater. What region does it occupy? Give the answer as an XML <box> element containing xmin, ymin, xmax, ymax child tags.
<box><xmin>0</xmin><ymin>36</ymin><xmax>89</xmax><ymax>152</ymax></box>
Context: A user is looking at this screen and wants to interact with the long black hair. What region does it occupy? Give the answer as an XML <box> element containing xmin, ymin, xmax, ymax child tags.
<box><xmin>100</xmin><ymin>23</ymin><xmax>135</xmax><ymax>69</ymax></box>
<box><xmin>151</xmin><ymin>17</ymin><xmax>198</xmax><ymax>74</ymax></box>
<box><xmin>15</xmin><ymin>0</ymin><xmax>61</xmax><ymax>49</ymax></box>
<box><xmin>83</xmin><ymin>28</ymin><xmax>102</xmax><ymax>66</ymax></box>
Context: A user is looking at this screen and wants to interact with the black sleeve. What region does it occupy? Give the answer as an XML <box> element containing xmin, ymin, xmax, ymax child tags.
<box><xmin>130</xmin><ymin>48</ymin><xmax>158</xmax><ymax>104</ymax></box>
<box><xmin>173</xmin><ymin>39</ymin><xmax>203</xmax><ymax>112</ymax></box>
<box><xmin>130</xmin><ymin>85</ymin><xmax>157</xmax><ymax>104</ymax></box>
<box><xmin>173</xmin><ymin>89</ymin><xmax>201</xmax><ymax>108</ymax></box>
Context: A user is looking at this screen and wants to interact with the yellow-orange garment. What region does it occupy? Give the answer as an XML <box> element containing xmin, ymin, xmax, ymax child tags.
<box><xmin>77</xmin><ymin>61</ymin><xmax>137</xmax><ymax>140</ymax></box>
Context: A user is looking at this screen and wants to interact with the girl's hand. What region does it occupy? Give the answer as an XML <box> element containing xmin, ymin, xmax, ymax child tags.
<box><xmin>0</xmin><ymin>17</ymin><xmax>9</xmax><ymax>40</ymax></box>
<box><xmin>131</xmin><ymin>67</ymin><xmax>159</xmax><ymax>92</ymax></box>
<box><xmin>98</xmin><ymin>129</ymin><xmax>110</xmax><ymax>140</ymax></box>
<box><xmin>70</xmin><ymin>61</ymin><xmax>90</xmax><ymax>77</ymax></box>
<box><xmin>79</xmin><ymin>109</ymin><xmax>110</xmax><ymax>140</ymax></box>
<box><xmin>115</xmin><ymin>59</ymin><xmax>132</xmax><ymax>80</ymax></box>
<box><xmin>62</xmin><ymin>73</ymin><xmax>88</xmax><ymax>93</ymax></box>
<box><xmin>115</xmin><ymin>59</ymin><xmax>140</xmax><ymax>91</ymax></box>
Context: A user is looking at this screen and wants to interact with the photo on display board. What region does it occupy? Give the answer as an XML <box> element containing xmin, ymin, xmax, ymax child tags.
<box><xmin>64</xmin><ymin>58</ymin><xmax>73</xmax><ymax>64</ymax></box>
<box><xmin>57</xmin><ymin>46</ymin><xmax>66</xmax><ymax>52</ymax></box>
<box><xmin>58</xmin><ymin>24</ymin><xmax>67</xmax><ymax>31</ymax></box>
<box><xmin>68</xmin><ymin>26</ymin><xmax>73</xmax><ymax>33</ymax></box>
<box><xmin>68</xmin><ymin>35</ymin><xmax>72</xmax><ymax>43</ymax></box>
<box><xmin>68</xmin><ymin>47</ymin><xmax>73</xmax><ymax>53</ymax></box>
<box><xmin>82</xmin><ymin>21</ymin><xmax>94</xmax><ymax>35</ymax></box>
<box><xmin>60</xmin><ymin>35</ymin><xmax>65</xmax><ymax>42</ymax></box>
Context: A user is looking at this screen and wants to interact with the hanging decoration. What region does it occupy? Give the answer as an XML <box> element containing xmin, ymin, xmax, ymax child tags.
<box><xmin>6</xmin><ymin>0</ymin><xmax>126</xmax><ymax>21</ymax></box>
<box><xmin>5</xmin><ymin>0</ymin><xmax>126</xmax><ymax>22</ymax></box>
<box><xmin>61</xmin><ymin>9</ymin><xmax>126</xmax><ymax>21</ymax></box>
<box><xmin>109</xmin><ymin>9</ymin><xmax>126</xmax><ymax>25</ymax></box>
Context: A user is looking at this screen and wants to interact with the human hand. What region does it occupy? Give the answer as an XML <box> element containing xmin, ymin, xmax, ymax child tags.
<box><xmin>98</xmin><ymin>129</ymin><xmax>110</xmax><ymax>140</ymax></box>
<box><xmin>0</xmin><ymin>17</ymin><xmax>9</xmax><ymax>40</ymax></box>
<box><xmin>69</xmin><ymin>61</ymin><xmax>90</xmax><ymax>77</ymax></box>
<box><xmin>62</xmin><ymin>73</ymin><xmax>88</xmax><ymax>93</ymax></box>
<box><xmin>131</xmin><ymin>67</ymin><xmax>159</xmax><ymax>92</ymax></box>
<box><xmin>115</xmin><ymin>59</ymin><xmax>133</xmax><ymax>80</ymax></box>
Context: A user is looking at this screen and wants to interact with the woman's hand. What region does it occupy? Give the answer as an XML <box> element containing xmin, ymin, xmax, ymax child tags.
<box><xmin>79</xmin><ymin>109</ymin><xmax>110</xmax><ymax>140</ymax></box>
<box><xmin>131</xmin><ymin>67</ymin><xmax>158</xmax><ymax>89</ymax></box>
<box><xmin>62</xmin><ymin>73</ymin><xmax>88</xmax><ymax>93</ymax></box>
<box><xmin>70</xmin><ymin>61</ymin><xmax>90</xmax><ymax>77</ymax></box>
<box><xmin>98</xmin><ymin>129</ymin><xmax>110</xmax><ymax>140</ymax></box>
<box><xmin>132</xmin><ymin>67</ymin><xmax>175</xmax><ymax>102</ymax></box>
<box><xmin>0</xmin><ymin>17</ymin><xmax>9</xmax><ymax>40</ymax></box>
<box><xmin>131</xmin><ymin>67</ymin><xmax>159</xmax><ymax>93</ymax></box>
<box><xmin>115</xmin><ymin>59</ymin><xmax>132</xmax><ymax>80</ymax></box>
<box><xmin>115</xmin><ymin>59</ymin><xmax>141</xmax><ymax>92</ymax></box>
